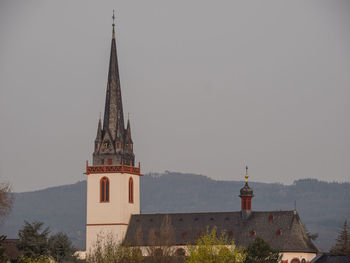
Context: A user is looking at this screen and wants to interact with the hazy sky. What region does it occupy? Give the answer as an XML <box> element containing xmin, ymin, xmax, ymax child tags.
<box><xmin>1</xmin><ymin>0</ymin><xmax>350</xmax><ymax>192</ymax></box>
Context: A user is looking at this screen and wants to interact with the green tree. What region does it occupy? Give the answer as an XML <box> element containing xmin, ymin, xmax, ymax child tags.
<box><xmin>186</xmin><ymin>227</ymin><xmax>246</xmax><ymax>263</ymax></box>
<box><xmin>17</xmin><ymin>221</ymin><xmax>50</xmax><ymax>258</ymax></box>
<box><xmin>244</xmin><ymin>237</ymin><xmax>281</xmax><ymax>263</ymax></box>
<box><xmin>87</xmin><ymin>233</ymin><xmax>142</xmax><ymax>263</ymax></box>
<box><xmin>49</xmin><ymin>232</ymin><xmax>76</xmax><ymax>263</ymax></box>
<box><xmin>19</xmin><ymin>255</ymin><xmax>56</xmax><ymax>263</ymax></box>
<box><xmin>330</xmin><ymin>219</ymin><xmax>350</xmax><ymax>255</ymax></box>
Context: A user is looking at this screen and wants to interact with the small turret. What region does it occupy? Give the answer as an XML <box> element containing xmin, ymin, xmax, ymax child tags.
<box><xmin>239</xmin><ymin>166</ymin><xmax>254</xmax><ymax>220</ymax></box>
<box><xmin>123</xmin><ymin>117</ymin><xmax>134</xmax><ymax>165</ymax></box>
<box><xmin>125</xmin><ymin>118</ymin><xmax>133</xmax><ymax>146</ymax></box>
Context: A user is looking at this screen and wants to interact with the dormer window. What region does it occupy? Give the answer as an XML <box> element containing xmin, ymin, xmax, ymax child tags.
<box><xmin>277</xmin><ymin>229</ymin><xmax>282</xmax><ymax>236</ymax></box>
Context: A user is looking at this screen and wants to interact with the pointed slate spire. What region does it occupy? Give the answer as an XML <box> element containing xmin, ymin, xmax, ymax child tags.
<box><xmin>103</xmin><ymin>11</ymin><xmax>125</xmax><ymax>141</ymax></box>
<box><xmin>92</xmin><ymin>13</ymin><xmax>135</xmax><ymax>166</ymax></box>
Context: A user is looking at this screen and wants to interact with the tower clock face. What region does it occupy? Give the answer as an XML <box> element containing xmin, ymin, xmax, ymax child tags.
<box><xmin>103</xmin><ymin>141</ymin><xmax>110</xmax><ymax>148</ymax></box>
<box><xmin>101</xmin><ymin>140</ymin><xmax>112</xmax><ymax>152</ymax></box>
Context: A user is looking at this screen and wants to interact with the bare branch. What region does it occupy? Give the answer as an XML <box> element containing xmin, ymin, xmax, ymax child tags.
<box><xmin>0</xmin><ymin>182</ymin><xmax>13</xmax><ymax>217</ymax></box>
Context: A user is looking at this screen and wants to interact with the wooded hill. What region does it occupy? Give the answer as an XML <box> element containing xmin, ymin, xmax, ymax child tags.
<box><xmin>0</xmin><ymin>172</ymin><xmax>349</xmax><ymax>251</ymax></box>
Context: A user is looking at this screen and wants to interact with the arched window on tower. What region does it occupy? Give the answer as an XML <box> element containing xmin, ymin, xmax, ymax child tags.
<box><xmin>100</xmin><ymin>177</ymin><xmax>110</xmax><ymax>202</ymax></box>
<box><xmin>129</xmin><ymin>177</ymin><xmax>134</xmax><ymax>203</ymax></box>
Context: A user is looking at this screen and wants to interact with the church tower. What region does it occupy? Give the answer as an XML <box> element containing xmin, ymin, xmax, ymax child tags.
<box><xmin>86</xmin><ymin>13</ymin><xmax>141</xmax><ymax>252</ymax></box>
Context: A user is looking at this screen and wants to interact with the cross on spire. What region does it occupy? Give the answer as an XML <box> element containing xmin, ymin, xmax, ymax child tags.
<box><xmin>245</xmin><ymin>165</ymin><xmax>249</xmax><ymax>183</ymax></box>
<box><xmin>112</xmin><ymin>10</ymin><xmax>116</xmax><ymax>39</ymax></box>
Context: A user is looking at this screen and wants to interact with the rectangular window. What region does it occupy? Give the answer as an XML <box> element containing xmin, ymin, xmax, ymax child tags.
<box><xmin>108</xmin><ymin>159</ymin><xmax>112</xmax><ymax>165</ymax></box>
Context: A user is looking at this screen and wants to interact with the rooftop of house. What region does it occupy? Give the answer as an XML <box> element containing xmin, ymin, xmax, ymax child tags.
<box><xmin>1</xmin><ymin>239</ymin><xmax>22</xmax><ymax>260</ymax></box>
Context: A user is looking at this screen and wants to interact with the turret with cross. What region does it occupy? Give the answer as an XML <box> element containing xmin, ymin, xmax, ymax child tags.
<box><xmin>239</xmin><ymin>166</ymin><xmax>254</xmax><ymax>220</ymax></box>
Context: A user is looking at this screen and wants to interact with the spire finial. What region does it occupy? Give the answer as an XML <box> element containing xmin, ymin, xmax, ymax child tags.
<box><xmin>112</xmin><ymin>10</ymin><xmax>116</xmax><ymax>39</ymax></box>
<box><xmin>99</xmin><ymin>112</ymin><xmax>101</xmax><ymax>119</ymax></box>
<box><xmin>245</xmin><ymin>165</ymin><xmax>249</xmax><ymax>183</ymax></box>
<box><xmin>128</xmin><ymin>112</ymin><xmax>130</xmax><ymax>120</ymax></box>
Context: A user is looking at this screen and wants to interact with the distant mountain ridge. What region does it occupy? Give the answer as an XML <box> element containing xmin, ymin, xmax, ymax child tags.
<box><xmin>0</xmin><ymin>172</ymin><xmax>349</xmax><ymax>251</ymax></box>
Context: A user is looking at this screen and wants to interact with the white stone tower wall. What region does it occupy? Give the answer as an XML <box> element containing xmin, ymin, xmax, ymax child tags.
<box><xmin>86</xmin><ymin>172</ymin><xmax>140</xmax><ymax>252</ymax></box>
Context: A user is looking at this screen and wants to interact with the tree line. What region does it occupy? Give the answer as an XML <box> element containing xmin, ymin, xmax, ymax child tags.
<box><xmin>1</xmin><ymin>221</ymin><xmax>76</xmax><ymax>263</ymax></box>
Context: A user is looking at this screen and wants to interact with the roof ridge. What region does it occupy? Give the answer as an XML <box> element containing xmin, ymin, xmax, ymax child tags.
<box><xmin>135</xmin><ymin>210</ymin><xmax>296</xmax><ymax>216</ymax></box>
